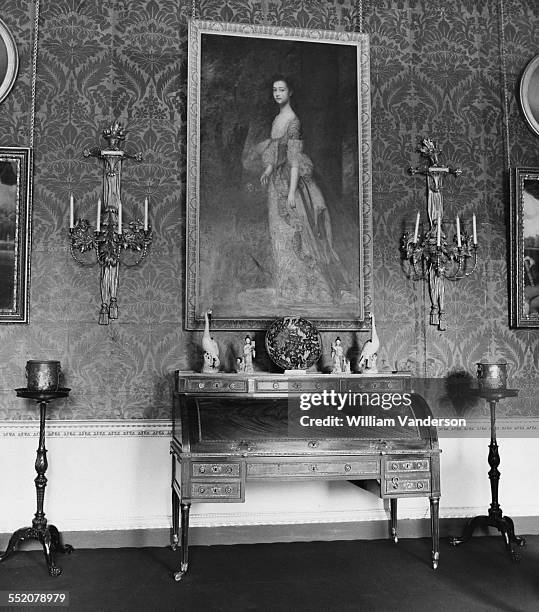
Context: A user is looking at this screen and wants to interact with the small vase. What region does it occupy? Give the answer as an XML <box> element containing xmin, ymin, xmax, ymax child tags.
<box><xmin>476</xmin><ymin>361</ymin><xmax>507</xmax><ymax>390</ymax></box>
<box><xmin>26</xmin><ymin>360</ymin><xmax>61</xmax><ymax>392</ymax></box>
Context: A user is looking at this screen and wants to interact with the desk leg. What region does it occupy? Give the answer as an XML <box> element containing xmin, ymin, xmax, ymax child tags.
<box><xmin>390</xmin><ymin>498</ymin><xmax>398</xmax><ymax>543</ymax></box>
<box><xmin>171</xmin><ymin>488</ymin><xmax>180</xmax><ymax>551</ymax></box>
<box><xmin>430</xmin><ymin>497</ymin><xmax>440</xmax><ymax>570</ymax></box>
<box><xmin>173</xmin><ymin>502</ymin><xmax>190</xmax><ymax>582</ymax></box>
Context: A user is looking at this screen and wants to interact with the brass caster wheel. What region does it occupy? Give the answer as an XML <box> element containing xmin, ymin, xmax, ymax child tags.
<box><xmin>173</xmin><ymin>561</ymin><xmax>188</xmax><ymax>581</ymax></box>
<box><xmin>174</xmin><ymin>570</ymin><xmax>186</xmax><ymax>582</ymax></box>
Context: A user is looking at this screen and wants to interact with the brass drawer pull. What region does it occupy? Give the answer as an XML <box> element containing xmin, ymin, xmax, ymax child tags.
<box><xmin>344</xmin><ymin>464</ymin><xmax>352</xmax><ymax>472</ymax></box>
<box><xmin>308</xmin><ymin>441</ymin><xmax>319</xmax><ymax>448</ymax></box>
<box><xmin>391</xmin><ymin>477</ymin><xmax>399</xmax><ymax>489</ymax></box>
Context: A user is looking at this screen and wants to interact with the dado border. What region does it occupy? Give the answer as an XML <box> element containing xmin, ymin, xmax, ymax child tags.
<box><xmin>1</xmin><ymin>417</ymin><xmax>539</xmax><ymax>438</ymax></box>
<box><xmin>0</xmin><ymin>419</ymin><xmax>171</xmax><ymax>437</ymax></box>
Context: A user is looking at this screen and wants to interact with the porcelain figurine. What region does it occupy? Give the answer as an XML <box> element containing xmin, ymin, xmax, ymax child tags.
<box><xmin>358</xmin><ymin>313</ymin><xmax>380</xmax><ymax>373</ymax></box>
<box><xmin>243</xmin><ymin>335</ymin><xmax>256</xmax><ymax>374</ymax></box>
<box><xmin>201</xmin><ymin>309</ymin><xmax>220</xmax><ymax>373</ymax></box>
<box><xmin>331</xmin><ymin>337</ymin><xmax>345</xmax><ymax>374</ymax></box>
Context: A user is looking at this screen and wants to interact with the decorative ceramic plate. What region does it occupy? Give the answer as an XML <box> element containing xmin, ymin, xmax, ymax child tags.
<box><xmin>265</xmin><ymin>317</ymin><xmax>322</xmax><ymax>371</ymax></box>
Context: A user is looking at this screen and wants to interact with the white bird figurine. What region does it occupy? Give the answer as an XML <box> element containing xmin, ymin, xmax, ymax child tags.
<box><xmin>358</xmin><ymin>313</ymin><xmax>380</xmax><ymax>373</ymax></box>
<box><xmin>202</xmin><ymin>309</ymin><xmax>220</xmax><ymax>373</ymax></box>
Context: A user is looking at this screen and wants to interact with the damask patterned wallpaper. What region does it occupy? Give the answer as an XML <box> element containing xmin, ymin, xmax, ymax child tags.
<box><xmin>0</xmin><ymin>0</ymin><xmax>537</xmax><ymax>420</ymax></box>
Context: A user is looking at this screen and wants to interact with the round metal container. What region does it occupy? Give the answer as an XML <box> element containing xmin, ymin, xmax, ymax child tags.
<box><xmin>26</xmin><ymin>360</ymin><xmax>61</xmax><ymax>392</ymax></box>
<box><xmin>476</xmin><ymin>361</ymin><xmax>507</xmax><ymax>390</ymax></box>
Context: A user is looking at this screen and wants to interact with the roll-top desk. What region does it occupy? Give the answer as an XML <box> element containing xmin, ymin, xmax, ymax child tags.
<box><xmin>171</xmin><ymin>372</ymin><xmax>441</xmax><ymax>581</ymax></box>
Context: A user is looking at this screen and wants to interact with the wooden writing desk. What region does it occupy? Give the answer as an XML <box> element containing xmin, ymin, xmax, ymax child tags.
<box><xmin>171</xmin><ymin>372</ymin><xmax>441</xmax><ymax>580</ymax></box>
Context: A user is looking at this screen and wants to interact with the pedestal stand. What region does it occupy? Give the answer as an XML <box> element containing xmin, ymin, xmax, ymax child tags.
<box><xmin>0</xmin><ymin>389</ymin><xmax>73</xmax><ymax>576</ymax></box>
<box><xmin>449</xmin><ymin>388</ymin><xmax>526</xmax><ymax>560</ymax></box>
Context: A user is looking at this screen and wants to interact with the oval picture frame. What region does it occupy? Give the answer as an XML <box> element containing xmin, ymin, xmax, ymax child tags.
<box><xmin>0</xmin><ymin>17</ymin><xmax>18</xmax><ymax>104</ymax></box>
<box><xmin>520</xmin><ymin>54</ymin><xmax>539</xmax><ymax>138</ymax></box>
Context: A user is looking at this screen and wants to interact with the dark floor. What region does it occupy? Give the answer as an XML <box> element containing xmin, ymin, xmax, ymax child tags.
<box><xmin>0</xmin><ymin>536</ymin><xmax>538</xmax><ymax>611</ymax></box>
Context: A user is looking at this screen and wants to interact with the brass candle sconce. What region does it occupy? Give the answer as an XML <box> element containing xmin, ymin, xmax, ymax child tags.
<box><xmin>69</xmin><ymin>123</ymin><xmax>152</xmax><ymax>324</ymax></box>
<box><xmin>402</xmin><ymin>138</ymin><xmax>478</xmax><ymax>331</ymax></box>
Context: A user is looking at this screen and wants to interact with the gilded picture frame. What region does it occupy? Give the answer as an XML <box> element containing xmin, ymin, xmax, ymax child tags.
<box><xmin>0</xmin><ymin>17</ymin><xmax>19</xmax><ymax>104</ymax></box>
<box><xmin>185</xmin><ymin>19</ymin><xmax>373</xmax><ymax>330</ymax></box>
<box><xmin>519</xmin><ymin>54</ymin><xmax>539</xmax><ymax>139</ymax></box>
<box><xmin>0</xmin><ymin>147</ymin><xmax>32</xmax><ymax>323</ymax></box>
<box><xmin>509</xmin><ymin>167</ymin><xmax>539</xmax><ymax>328</ymax></box>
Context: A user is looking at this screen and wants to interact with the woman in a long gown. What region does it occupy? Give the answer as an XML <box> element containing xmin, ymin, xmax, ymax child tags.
<box><xmin>258</xmin><ymin>76</ymin><xmax>350</xmax><ymax>305</ymax></box>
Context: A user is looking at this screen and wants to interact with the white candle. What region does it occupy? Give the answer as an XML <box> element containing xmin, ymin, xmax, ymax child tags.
<box><xmin>437</xmin><ymin>215</ymin><xmax>441</xmax><ymax>246</ymax></box>
<box><xmin>472</xmin><ymin>214</ymin><xmax>477</xmax><ymax>244</ymax></box>
<box><xmin>413</xmin><ymin>211</ymin><xmax>420</xmax><ymax>243</ymax></box>
<box><xmin>96</xmin><ymin>198</ymin><xmax>101</xmax><ymax>232</ymax></box>
<box><xmin>456</xmin><ymin>215</ymin><xmax>461</xmax><ymax>247</ymax></box>
<box><xmin>70</xmin><ymin>194</ymin><xmax>74</xmax><ymax>228</ymax></box>
<box><xmin>117</xmin><ymin>202</ymin><xmax>122</xmax><ymax>235</ymax></box>
<box><xmin>144</xmin><ymin>197</ymin><xmax>148</xmax><ymax>231</ymax></box>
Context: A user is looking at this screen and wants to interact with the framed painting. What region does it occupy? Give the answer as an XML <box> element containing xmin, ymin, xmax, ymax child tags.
<box><xmin>0</xmin><ymin>17</ymin><xmax>18</xmax><ymax>104</ymax></box>
<box><xmin>509</xmin><ymin>167</ymin><xmax>539</xmax><ymax>328</ymax></box>
<box><xmin>520</xmin><ymin>54</ymin><xmax>539</xmax><ymax>138</ymax></box>
<box><xmin>185</xmin><ymin>19</ymin><xmax>372</xmax><ymax>330</ymax></box>
<box><xmin>0</xmin><ymin>147</ymin><xmax>32</xmax><ymax>323</ymax></box>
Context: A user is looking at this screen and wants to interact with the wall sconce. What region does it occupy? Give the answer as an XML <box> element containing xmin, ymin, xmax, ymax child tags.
<box><xmin>69</xmin><ymin>123</ymin><xmax>152</xmax><ymax>324</ymax></box>
<box><xmin>402</xmin><ymin>138</ymin><xmax>478</xmax><ymax>331</ymax></box>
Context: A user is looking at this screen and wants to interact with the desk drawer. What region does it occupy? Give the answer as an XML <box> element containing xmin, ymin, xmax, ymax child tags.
<box><xmin>343</xmin><ymin>378</ymin><xmax>408</xmax><ymax>392</ymax></box>
<box><xmin>384</xmin><ymin>475</ymin><xmax>430</xmax><ymax>495</ymax></box>
<box><xmin>247</xmin><ymin>460</ymin><xmax>379</xmax><ymax>478</ymax></box>
<box><xmin>385</xmin><ymin>459</ymin><xmax>430</xmax><ymax>472</ymax></box>
<box><xmin>255</xmin><ymin>379</ymin><xmax>339</xmax><ymax>393</ymax></box>
<box><xmin>184</xmin><ymin>378</ymin><xmax>247</xmax><ymax>392</ymax></box>
<box><xmin>192</xmin><ymin>462</ymin><xmax>241</xmax><ymax>478</ymax></box>
<box><xmin>190</xmin><ymin>481</ymin><xmax>242</xmax><ymax>500</ymax></box>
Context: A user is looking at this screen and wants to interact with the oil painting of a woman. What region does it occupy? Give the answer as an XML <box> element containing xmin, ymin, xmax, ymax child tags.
<box><xmin>187</xmin><ymin>21</ymin><xmax>371</xmax><ymax>329</ymax></box>
<box><xmin>257</xmin><ymin>76</ymin><xmax>352</xmax><ymax>306</ymax></box>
